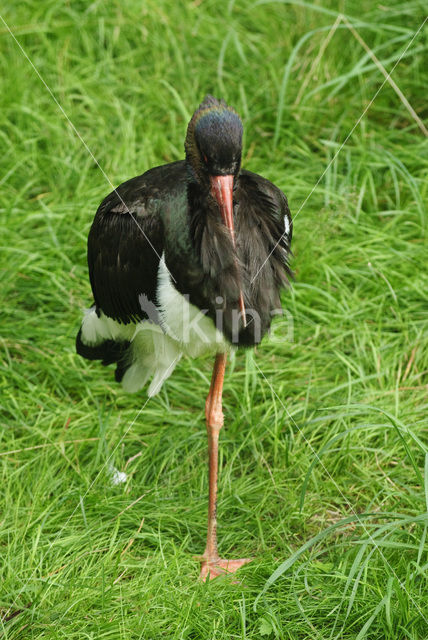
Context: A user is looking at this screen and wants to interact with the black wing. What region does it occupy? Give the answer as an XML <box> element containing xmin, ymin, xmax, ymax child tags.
<box><xmin>87</xmin><ymin>169</ymin><xmax>170</xmax><ymax>324</ymax></box>
<box><xmin>238</xmin><ymin>169</ymin><xmax>293</xmax><ymax>290</ymax></box>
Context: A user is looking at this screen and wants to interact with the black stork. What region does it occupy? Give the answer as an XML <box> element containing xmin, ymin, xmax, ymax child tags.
<box><xmin>76</xmin><ymin>95</ymin><xmax>292</xmax><ymax>580</ymax></box>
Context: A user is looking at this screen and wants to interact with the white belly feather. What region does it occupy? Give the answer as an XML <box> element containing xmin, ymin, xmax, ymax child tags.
<box><xmin>157</xmin><ymin>254</ymin><xmax>227</xmax><ymax>357</ymax></box>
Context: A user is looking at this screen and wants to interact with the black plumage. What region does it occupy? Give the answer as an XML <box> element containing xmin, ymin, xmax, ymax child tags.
<box><xmin>75</xmin><ymin>329</ymin><xmax>130</xmax><ymax>382</ymax></box>
<box><xmin>77</xmin><ymin>95</ymin><xmax>292</xmax><ymax>377</ymax></box>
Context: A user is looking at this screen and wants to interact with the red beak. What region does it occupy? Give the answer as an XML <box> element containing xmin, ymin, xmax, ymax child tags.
<box><xmin>210</xmin><ymin>175</ymin><xmax>247</xmax><ymax>328</ymax></box>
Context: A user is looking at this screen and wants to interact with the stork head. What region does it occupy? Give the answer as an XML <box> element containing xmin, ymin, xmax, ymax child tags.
<box><xmin>185</xmin><ymin>96</ymin><xmax>246</xmax><ymax>325</ymax></box>
<box><xmin>185</xmin><ymin>95</ymin><xmax>243</xmax><ymax>179</ymax></box>
<box><xmin>185</xmin><ymin>96</ymin><xmax>243</xmax><ymax>240</ymax></box>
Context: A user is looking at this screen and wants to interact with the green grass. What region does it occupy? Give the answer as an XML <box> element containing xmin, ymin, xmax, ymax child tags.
<box><xmin>1</xmin><ymin>0</ymin><xmax>427</xmax><ymax>638</ymax></box>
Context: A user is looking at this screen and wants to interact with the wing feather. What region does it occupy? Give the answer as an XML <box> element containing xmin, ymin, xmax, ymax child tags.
<box><xmin>87</xmin><ymin>180</ymin><xmax>164</xmax><ymax>324</ymax></box>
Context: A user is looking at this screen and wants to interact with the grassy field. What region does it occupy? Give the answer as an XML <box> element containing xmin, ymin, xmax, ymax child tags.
<box><xmin>1</xmin><ymin>0</ymin><xmax>427</xmax><ymax>638</ymax></box>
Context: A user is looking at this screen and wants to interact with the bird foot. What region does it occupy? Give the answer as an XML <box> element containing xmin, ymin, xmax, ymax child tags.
<box><xmin>199</xmin><ymin>557</ymin><xmax>252</xmax><ymax>581</ymax></box>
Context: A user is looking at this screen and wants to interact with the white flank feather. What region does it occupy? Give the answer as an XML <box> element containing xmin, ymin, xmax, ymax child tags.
<box><xmin>284</xmin><ymin>214</ymin><xmax>290</xmax><ymax>238</ymax></box>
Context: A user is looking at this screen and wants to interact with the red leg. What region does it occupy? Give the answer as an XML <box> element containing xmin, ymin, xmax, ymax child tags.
<box><xmin>199</xmin><ymin>353</ymin><xmax>252</xmax><ymax>581</ymax></box>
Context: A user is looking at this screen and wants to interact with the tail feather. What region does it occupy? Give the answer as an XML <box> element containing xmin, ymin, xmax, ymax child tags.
<box><xmin>76</xmin><ymin>328</ymin><xmax>129</xmax><ymax>366</ymax></box>
<box><xmin>76</xmin><ymin>327</ymin><xmax>130</xmax><ymax>383</ymax></box>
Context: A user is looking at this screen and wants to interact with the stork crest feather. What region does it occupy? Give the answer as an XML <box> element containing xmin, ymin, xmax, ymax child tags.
<box><xmin>185</xmin><ymin>95</ymin><xmax>242</xmax><ymax>172</ymax></box>
<box><xmin>190</xmin><ymin>95</ymin><xmax>238</xmax><ymax>127</ymax></box>
<box><xmin>198</xmin><ymin>95</ymin><xmax>227</xmax><ymax>111</ymax></box>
